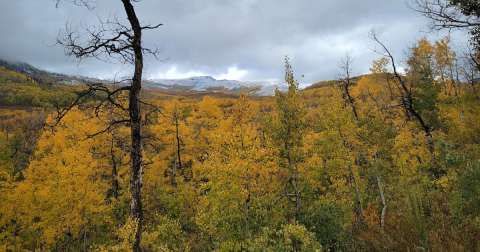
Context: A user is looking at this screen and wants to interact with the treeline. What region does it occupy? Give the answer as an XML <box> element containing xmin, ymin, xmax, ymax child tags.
<box><xmin>0</xmin><ymin>37</ymin><xmax>480</xmax><ymax>251</ymax></box>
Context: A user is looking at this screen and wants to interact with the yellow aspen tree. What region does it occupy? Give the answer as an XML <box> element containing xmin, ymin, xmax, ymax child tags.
<box><xmin>195</xmin><ymin>94</ymin><xmax>283</xmax><ymax>249</ymax></box>
<box><xmin>5</xmin><ymin>108</ymin><xmax>120</xmax><ymax>250</ymax></box>
<box><xmin>434</xmin><ymin>36</ymin><xmax>459</xmax><ymax>97</ymax></box>
<box><xmin>187</xmin><ymin>95</ymin><xmax>223</xmax><ymax>165</ymax></box>
<box><xmin>311</xmin><ymin>87</ymin><xmax>364</xmax><ymax>215</ymax></box>
<box><xmin>150</xmin><ymin>99</ymin><xmax>193</xmax><ymax>187</ymax></box>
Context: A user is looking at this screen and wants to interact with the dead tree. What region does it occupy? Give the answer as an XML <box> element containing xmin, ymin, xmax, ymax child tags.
<box><xmin>53</xmin><ymin>1</ymin><xmax>162</xmax><ymax>251</ymax></box>
<box><xmin>368</xmin><ymin>30</ymin><xmax>436</xmax><ymax>160</ymax></box>
<box><xmin>336</xmin><ymin>51</ymin><xmax>359</xmax><ymax>119</ymax></box>
<box><xmin>461</xmin><ymin>49</ymin><xmax>480</xmax><ymax>100</ymax></box>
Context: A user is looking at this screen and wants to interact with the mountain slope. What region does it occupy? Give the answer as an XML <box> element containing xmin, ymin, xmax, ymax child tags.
<box><xmin>144</xmin><ymin>76</ymin><xmax>288</xmax><ymax>96</ymax></box>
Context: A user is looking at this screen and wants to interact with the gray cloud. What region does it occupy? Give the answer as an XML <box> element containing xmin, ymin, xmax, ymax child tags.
<box><xmin>0</xmin><ymin>0</ymin><xmax>468</xmax><ymax>86</ymax></box>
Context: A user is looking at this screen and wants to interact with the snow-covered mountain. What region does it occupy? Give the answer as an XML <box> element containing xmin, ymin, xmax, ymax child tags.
<box><xmin>143</xmin><ymin>76</ymin><xmax>288</xmax><ymax>96</ymax></box>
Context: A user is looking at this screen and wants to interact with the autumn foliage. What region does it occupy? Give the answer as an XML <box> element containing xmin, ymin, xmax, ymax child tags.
<box><xmin>1</xmin><ymin>37</ymin><xmax>480</xmax><ymax>251</ymax></box>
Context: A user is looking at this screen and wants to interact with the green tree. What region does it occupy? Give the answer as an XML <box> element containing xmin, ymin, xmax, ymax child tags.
<box><xmin>267</xmin><ymin>56</ymin><xmax>307</xmax><ymax>212</ymax></box>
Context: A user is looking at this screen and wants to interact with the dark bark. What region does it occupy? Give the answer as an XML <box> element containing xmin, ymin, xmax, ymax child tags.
<box><xmin>54</xmin><ymin>1</ymin><xmax>162</xmax><ymax>250</ymax></box>
<box><xmin>369</xmin><ymin>31</ymin><xmax>435</xmax><ymax>158</ymax></box>
<box><xmin>336</xmin><ymin>51</ymin><xmax>359</xmax><ymax>119</ymax></box>
<box><xmin>174</xmin><ymin>114</ymin><xmax>182</xmax><ymax>170</ymax></box>
<box><xmin>344</xmin><ymin>82</ymin><xmax>359</xmax><ymax>119</ymax></box>
<box><xmin>464</xmin><ymin>51</ymin><xmax>480</xmax><ymax>100</ymax></box>
<box><xmin>110</xmin><ymin>138</ymin><xmax>119</xmax><ymax>200</ymax></box>
<box><xmin>121</xmin><ymin>1</ymin><xmax>144</xmax><ymax>250</ymax></box>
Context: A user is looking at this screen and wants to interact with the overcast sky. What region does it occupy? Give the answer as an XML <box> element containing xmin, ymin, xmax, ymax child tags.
<box><xmin>0</xmin><ymin>0</ymin><xmax>469</xmax><ymax>86</ymax></box>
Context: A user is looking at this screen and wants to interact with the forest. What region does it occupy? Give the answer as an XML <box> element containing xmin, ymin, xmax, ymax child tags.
<box><xmin>2</xmin><ymin>0</ymin><xmax>480</xmax><ymax>251</ymax></box>
<box><xmin>1</xmin><ymin>34</ymin><xmax>480</xmax><ymax>251</ymax></box>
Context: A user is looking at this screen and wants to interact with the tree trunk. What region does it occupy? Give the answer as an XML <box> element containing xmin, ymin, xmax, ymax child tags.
<box><xmin>294</xmin><ymin>164</ymin><xmax>301</xmax><ymax>211</ymax></box>
<box><xmin>171</xmin><ymin>158</ymin><xmax>177</xmax><ymax>187</ymax></box>
<box><xmin>245</xmin><ymin>175</ymin><xmax>253</xmax><ymax>241</ymax></box>
<box><xmin>374</xmin><ymin>152</ymin><xmax>386</xmax><ymax>230</ymax></box>
<box><xmin>83</xmin><ymin>225</ymin><xmax>87</xmax><ymax>252</ymax></box>
<box><xmin>110</xmin><ymin>138</ymin><xmax>119</xmax><ymax>200</ymax></box>
<box><xmin>174</xmin><ymin>115</ymin><xmax>182</xmax><ymax>170</ymax></box>
<box><xmin>349</xmin><ymin>166</ymin><xmax>365</xmax><ymax>221</ymax></box>
<box><xmin>121</xmin><ymin>1</ymin><xmax>144</xmax><ymax>251</ymax></box>
<box><xmin>426</xmin><ymin>132</ymin><xmax>435</xmax><ymax>161</ymax></box>
<box><xmin>287</xmin><ymin>152</ymin><xmax>301</xmax><ymax>211</ymax></box>
<box><xmin>286</xmin><ymin>143</ymin><xmax>301</xmax><ymax>211</ymax></box>
<box><xmin>14</xmin><ymin>217</ymin><xmax>17</xmax><ymax>252</ymax></box>
<box><xmin>344</xmin><ymin>84</ymin><xmax>358</xmax><ymax>119</ymax></box>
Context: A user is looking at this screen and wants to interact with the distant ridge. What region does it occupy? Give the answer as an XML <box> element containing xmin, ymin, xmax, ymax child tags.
<box><xmin>0</xmin><ymin>58</ymin><xmax>309</xmax><ymax>96</ymax></box>
<box><xmin>143</xmin><ymin>76</ymin><xmax>288</xmax><ymax>96</ymax></box>
<box><xmin>0</xmin><ymin>59</ymin><xmax>100</xmax><ymax>86</ymax></box>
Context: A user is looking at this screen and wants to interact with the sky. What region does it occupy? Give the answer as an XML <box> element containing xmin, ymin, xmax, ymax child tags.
<box><xmin>0</xmin><ymin>0</ymin><xmax>469</xmax><ymax>87</ymax></box>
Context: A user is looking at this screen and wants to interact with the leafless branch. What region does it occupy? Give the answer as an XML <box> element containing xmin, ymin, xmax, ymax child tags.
<box><xmin>55</xmin><ymin>0</ymin><xmax>98</xmax><ymax>10</ymax></box>
<box><xmin>335</xmin><ymin>51</ymin><xmax>358</xmax><ymax>119</ymax></box>
<box><xmin>54</xmin><ymin>13</ymin><xmax>163</xmax><ymax>65</ymax></box>
<box><xmin>368</xmin><ymin>29</ymin><xmax>433</xmax><ymax>137</ymax></box>
<box><xmin>408</xmin><ymin>0</ymin><xmax>480</xmax><ymax>31</ymax></box>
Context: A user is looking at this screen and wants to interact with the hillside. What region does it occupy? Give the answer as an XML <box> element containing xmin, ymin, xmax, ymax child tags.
<box><xmin>0</xmin><ymin>59</ymin><xmax>296</xmax><ymax>97</ymax></box>
<box><xmin>1</xmin><ymin>36</ymin><xmax>480</xmax><ymax>251</ymax></box>
<box><xmin>305</xmin><ymin>75</ymin><xmax>365</xmax><ymax>90</ymax></box>
<box><xmin>144</xmin><ymin>76</ymin><xmax>289</xmax><ymax>95</ymax></box>
<box><xmin>0</xmin><ymin>65</ymin><xmax>81</xmax><ymax>108</ymax></box>
<box><xmin>0</xmin><ymin>59</ymin><xmax>104</xmax><ymax>87</ymax></box>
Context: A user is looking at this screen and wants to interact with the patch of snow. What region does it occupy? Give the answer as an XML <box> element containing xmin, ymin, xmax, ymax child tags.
<box><xmin>256</xmin><ymin>83</ymin><xmax>288</xmax><ymax>96</ymax></box>
<box><xmin>148</xmin><ymin>76</ymin><xmax>285</xmax><ymax>95</ymax></box>
<box><xmin>57</xmin><ymin>80</ymin><xmax>83</xmax><ymax>85</ymax></box>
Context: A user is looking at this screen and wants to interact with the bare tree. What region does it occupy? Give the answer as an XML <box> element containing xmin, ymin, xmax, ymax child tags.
<box><xmin>53</xmin><ymin>1</ymin><xmax>162</xmax><ymax>251</ymax></box>
<box><xmin>368</xmin><ymin>30</ymin><xmax>436</xmax><ymax>159</ymax></box>
<box><xmin>461</xmin><ymin>48</ymin><xmax>480</xmax><ymax>99</ymax></box>
<box><xmin>336</xmin><ymin>51</ymin><xmax>359</xmax><ymax>119</ymax></box>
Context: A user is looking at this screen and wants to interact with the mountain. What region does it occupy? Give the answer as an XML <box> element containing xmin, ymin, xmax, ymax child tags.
<box><xmin>0</xmin><ymin>59</ymin><xmax>104</xmax><ymax>86</ymax></box>
<box><xmin>143</xmin><ymin>76</ymin><xmax>288</xmax><ymax>96</ymax></box>
<box><xmin>0</xmin><ymin>59</ymin><xmax>293</xmax><ymax>96</ymax></box>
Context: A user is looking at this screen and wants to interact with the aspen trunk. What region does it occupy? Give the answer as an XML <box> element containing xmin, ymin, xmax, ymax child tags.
<box><xmin>83</xmin><ymin>225</ymin><xmax>87</xmax><ymax>252</ymax></box>
<box><xmin>374</xmin><ymin>152</ymin><xmax>386</xmax><ymax>230</ymax></box>
<box><xmin>426</xmin><ymin>132</ymin><xmax>435</xmax><ymax>161</ymax></box>
<box><xmin>286</xmin><ymin>143</ymin><xmax>301</xmax><ymax>211</ymax></box>
<box><xmin>171</xmin><ymin>158</ymin><xmax>177</xmax><ymax>187</ymax></box>
<box><xmin>294</xmin><ymin>164</ymin><xmax>301</xmax><ymax>211</ymax></box>
<box><xmin>14</xmin><ymin>218</ymin><xmax>17</xmax><ymax>252</ymax></box>
<box><xmin>349</xmin><ymin>166</ymin><xmax>365</xmax><ymax>221</ymax></box>
<box><xmin>245</xmin><ymin>176</ymin><xmax>253</xmax><ymax>241</ymax></box>
<box><xmin>64</xmin><ymin>230</ymin><xmax>71</xmax><ymax>252</ymax></box>
<box><xmin>288</xmin><ymin>155</ymin><xmax>301</xmax><ymax>211</ymax></box>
